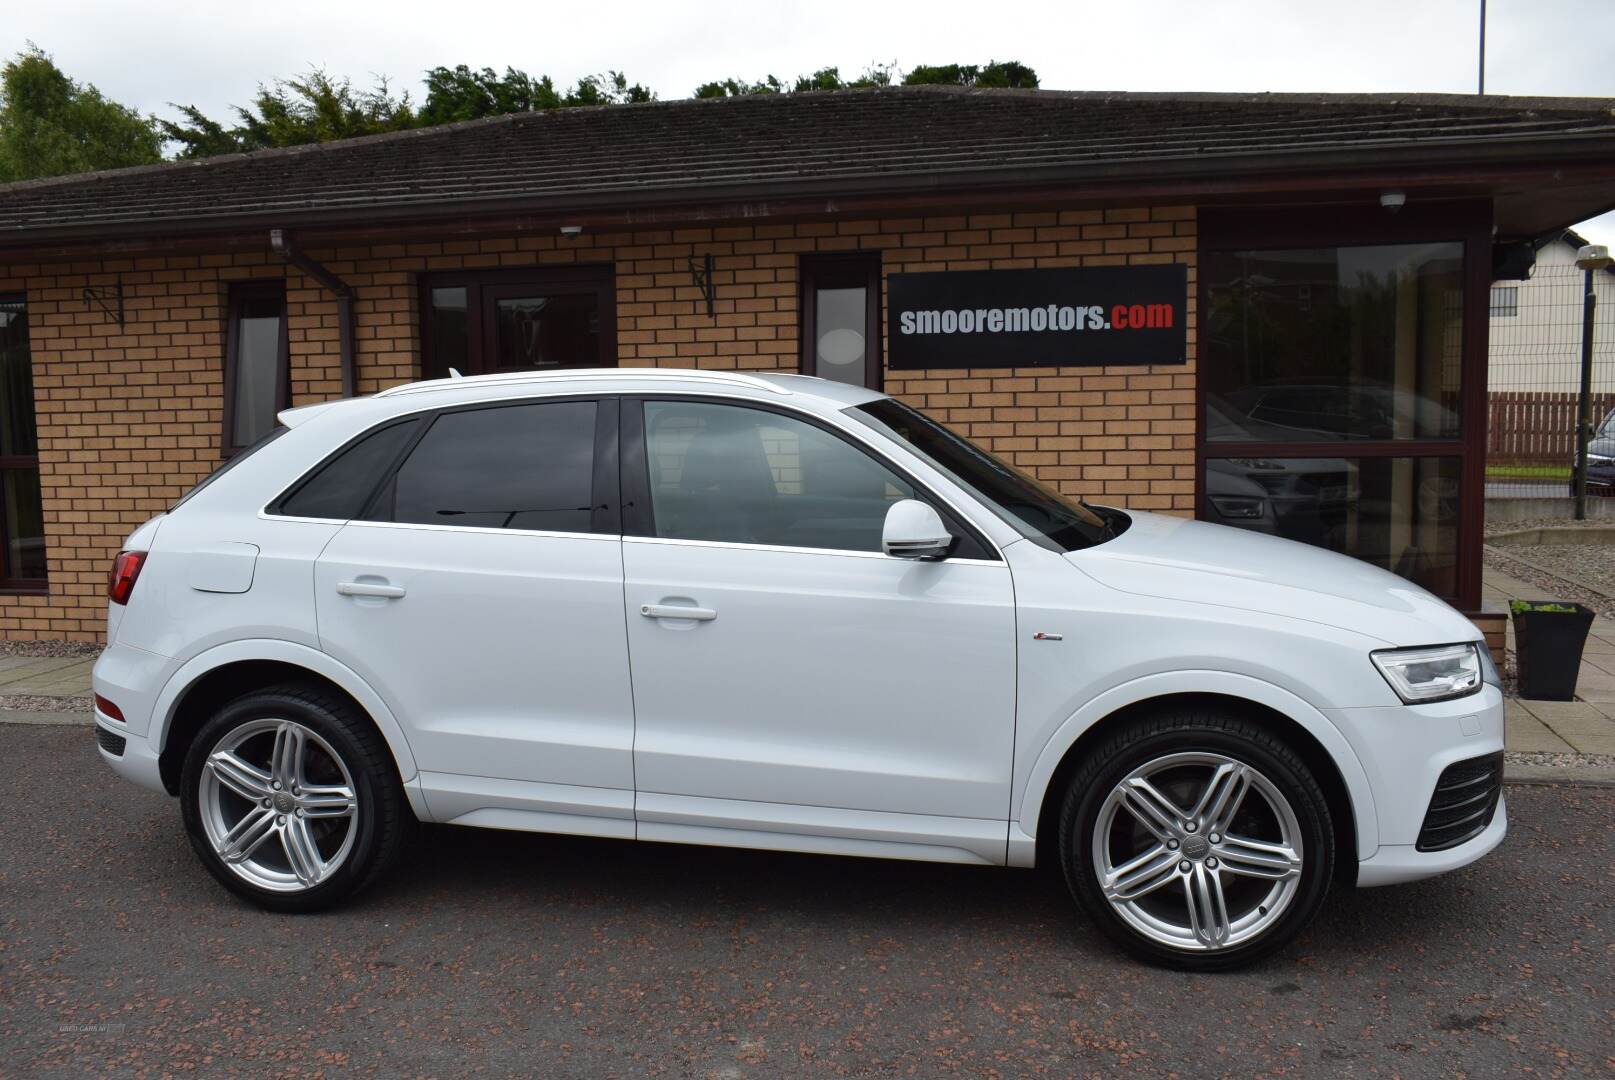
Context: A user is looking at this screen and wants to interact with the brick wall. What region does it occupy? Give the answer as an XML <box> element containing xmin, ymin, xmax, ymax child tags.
<box><xmin>0</xmin><ymin>204</ymin><xmax>1195</xmax><ymax>640</ymax></box>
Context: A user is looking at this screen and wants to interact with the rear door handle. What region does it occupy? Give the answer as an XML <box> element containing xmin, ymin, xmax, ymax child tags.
<box><xmin>337</xmin><ymin>581</ymin><xmax>406</xmax><ymax>599</ymax></box>
<box><xmin>640</xmin><ymin>603</ymin><xmax>716</xmax><ymax>621</ymax></box>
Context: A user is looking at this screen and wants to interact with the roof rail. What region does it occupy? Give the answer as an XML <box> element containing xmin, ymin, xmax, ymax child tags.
<box><xmin>377</xmin><ymin>367</ymin><xmax>793</xmax><ymax>398</ymax></box>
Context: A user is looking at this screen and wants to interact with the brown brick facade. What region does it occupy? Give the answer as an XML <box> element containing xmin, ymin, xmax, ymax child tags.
<box><xmin>0</xmin><ymin>204</ymin><xmax>1195</xmax><ymax>641</ymax></box>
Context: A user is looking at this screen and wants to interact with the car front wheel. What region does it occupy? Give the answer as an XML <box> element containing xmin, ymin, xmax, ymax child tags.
<box><xmin>1058</xmin><ymin>707</ymin><xmax>1335</xmax><ymax>970</ymax></box>
<box><xmin>180</xmin><ymin>684</ymin><xmax>409</xmax><ymax>912</ymax></box>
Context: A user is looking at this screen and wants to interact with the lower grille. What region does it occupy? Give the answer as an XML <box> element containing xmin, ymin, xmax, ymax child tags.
<box><xmin>1416</xmin><ymin>752</ymin><xmax>1503</xmax><ymax>852</ymax></box>
<box><xmin>95</xmin><ymin>725</ymin><xmax>127</xmax><ymax>757</ymax></box>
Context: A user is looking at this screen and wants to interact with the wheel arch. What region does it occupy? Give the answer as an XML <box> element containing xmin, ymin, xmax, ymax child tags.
<box><xmin>152</xmin><ymin>640</ymin><xmax>419</xmax><ymax>799</ymax></box>
<box><xmin>1018</xmin><ymin>673</ymin><xmax>1376</xmax><ymax>876</ymax></box>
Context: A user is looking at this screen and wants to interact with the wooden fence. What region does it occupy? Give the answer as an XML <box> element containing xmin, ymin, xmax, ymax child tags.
<box><xmin>1488</xmin><ymin>391</ymin><xmax>1615</xmax><ymax>466</ymax></box>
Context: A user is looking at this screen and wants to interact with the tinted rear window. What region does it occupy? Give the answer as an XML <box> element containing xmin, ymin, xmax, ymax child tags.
<box><xmin>370</xmin><ymin>401</ymin><xmax>598</xmax><ymax>532</ymax></box>
<box><xmin>277</xmin><ymin>419</ymin><xmax>421</xmax><ymax>520</ymax></box>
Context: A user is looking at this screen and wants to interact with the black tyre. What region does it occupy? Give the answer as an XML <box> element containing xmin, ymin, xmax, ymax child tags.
<box><xmin>1058</xmin><ymin>706</ymin><xmax>1335</xmax><ymax>971</ymax></box>
<box><xmin>180</xmin><ymin>684</ymin><xmax>410</xmax><ymax>912</ymax></box>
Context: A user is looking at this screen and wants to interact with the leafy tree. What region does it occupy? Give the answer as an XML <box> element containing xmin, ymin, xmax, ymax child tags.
<box><xmin>695</xmin><ymin>60</ymin><xmax>1035</xmax><ymax>100</ymax></box>
<box><xmin>563</xmin><ymin>71</ymin><xmax>653</xmax><ymax>107</ymax></box>
<box><xmin>0</xmin><ymin>45</ymin><xmax>163</xmax><ymax>182</ymax></box>
<box><xmin>696</xmin><ymin>62</ymin><xmax>899</xmax><ymax>99</ymax></box>
<box><xmin>158</xmin><ymin>57</ymin><xmax>1034</xmax><ymax>163</ymax></box>
<box><xmin>903</xmin><ymin>61</ymin><xmax>1039</xmax><ymax>89</ymax></box>
<box><xmin>161</xmin><ymin>70</ymin><xmax>414</xmax><ymax>157</ymax></box>
<box><xmin>420</xmin><ymin>65</ymin><xmax>564</xmax><ymax>124</ymax></box>
<box><xmin>693</xmin><ymin>76</ymin><xmax>786</xmax><ymax>99</ymax></box>
<box><xmin>420</xmin><ymin>65</ymin><xmax>650</xmax><ymax>125</ymax></box>
<box><xmin>156</xmin><ymin>104</ymin><xmax>241</xmax><ymax>158</ymax></box>
<box><xmin>165</xmin><ymin>65</ymin><xmax>654</xmax><ymax>156</ymax></box>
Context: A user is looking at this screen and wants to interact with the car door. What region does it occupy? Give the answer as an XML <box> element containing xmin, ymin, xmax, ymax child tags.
<box><xmin>312</xmin><ymin>396</ymin><xmax>637</xmax><ymax>837</ymax></box>
<box><xmin>620</xmin><ymin>396</ymin><xmax>1017</xmax><ymax>863</ymax></box>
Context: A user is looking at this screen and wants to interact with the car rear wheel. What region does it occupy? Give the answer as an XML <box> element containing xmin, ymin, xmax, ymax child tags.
<box><xmin>180</xmin><ymin>684</ymin><xmax>409</xmax><ymax>912</ymax></box>
<box><xmin>1058</xmin><ymin>707</ymin><xmax>1335</xmax><ymax>970</ymax></box>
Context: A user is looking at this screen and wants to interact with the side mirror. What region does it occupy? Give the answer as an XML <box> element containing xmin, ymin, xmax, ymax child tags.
<box><xmin>882</xmin><ymin>499</ymin><xmax>954</xmax><ymax>560</ymax></box>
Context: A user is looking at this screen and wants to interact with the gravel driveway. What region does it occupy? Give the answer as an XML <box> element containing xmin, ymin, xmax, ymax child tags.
<box><xmin>1503</xmin><ymin>542</ymin><xmax>1615</xmax><ymax>597</ymax></box>
<box><xmin>2</xmin><ymin>724</ymin><xmax>1612</xmax><ymax>1078</ymax></box>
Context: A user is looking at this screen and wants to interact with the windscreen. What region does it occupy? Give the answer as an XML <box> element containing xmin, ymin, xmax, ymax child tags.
<box><xmin>850</xmin><ymin>398</ymin><xmax>1123</xmax><ymax>552</ymax></box>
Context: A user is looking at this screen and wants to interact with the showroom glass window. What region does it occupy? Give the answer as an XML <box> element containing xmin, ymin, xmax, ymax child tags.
<box><xmin>0</xmin><ymin>296</ymin><xmax>45</xmax><ymax>588</ymax></box>
<box><xmin>223</xmin><ymin>281</ymin><xmax>289</xmax><ymax>453</ymax></box>
<box><xmin>1202</xmin><ymin>243</ymin><xmax>1466</xmax><ymax>599</ymax></box>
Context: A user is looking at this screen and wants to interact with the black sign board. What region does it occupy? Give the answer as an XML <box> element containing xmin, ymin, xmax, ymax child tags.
<box><xmin>887</xmin><ymin>265</ymin><xmax>1188</xmax><ymax>370</ymax></box>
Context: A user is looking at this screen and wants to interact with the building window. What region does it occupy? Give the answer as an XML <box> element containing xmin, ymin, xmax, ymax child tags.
<box><xmin>1202</xmin><ymin>242</ymin><xmax>1468</xmax><ymax>601</ymax></box>
<box><xmin>1488</xmin><ymin>284</ymin><xmax>1518</xmax><ymax>317</ymax></box>
<box><xmin>801</xmin><ymin>254</ymin><xmax>882</xmax><ymax>389</ymax></box>
<box><xmin>420</xmin><ymin>267</ymin><xmax>615</xmax><ymax>379</ymax></box>
<box><xmin>0</xmin><ymin>296</ymin><xmax>45</xmax><ymax>589</ymax></box>
<box><xmin>223</xmin><ymin>281</ymin><xmax>289</xmax><ymax>453</ymax></box>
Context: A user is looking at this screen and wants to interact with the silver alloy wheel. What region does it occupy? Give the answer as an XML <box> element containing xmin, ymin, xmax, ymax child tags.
<box><xmin>1092</xmin><ymin>751</ymin><xmax>1304</xmax><ymax>951</ymax></box>
<box><xmin>199</xmin><ymin>718</ymin><xmax>359</xmax><ymax>893</ymax></box>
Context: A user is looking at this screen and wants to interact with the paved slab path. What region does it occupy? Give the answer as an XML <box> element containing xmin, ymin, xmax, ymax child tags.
<box><xmin>1486</xmin><ymin>566</ymin><xmax>1615</xmax><ymax>755</ymax></box>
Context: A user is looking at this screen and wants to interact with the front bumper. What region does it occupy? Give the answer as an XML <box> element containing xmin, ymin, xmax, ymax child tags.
<box><xmin>1326</xmin><ymin>683</ymin><xmax>1507</xmax><ymax>884</ymax></box>
<box><xmin>1357</xmin><ymin>795</ymin><xmax>1507</xmax><ymax>886</ymax></box>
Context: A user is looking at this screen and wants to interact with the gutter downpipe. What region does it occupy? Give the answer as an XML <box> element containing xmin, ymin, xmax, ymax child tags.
<box><xmin>269</xmin><ymin>228</ymin><xmax>356</xmax><ymax>398</ymax></box>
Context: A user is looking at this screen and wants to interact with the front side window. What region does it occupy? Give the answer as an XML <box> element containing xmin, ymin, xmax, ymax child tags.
<box><xmin>369</xmin><ymin>401</ymin><xmax>599</xmax><ymax>533</ymax></box>
<box><xmin>0</xmin><ymin>297</ymin><xmax>45</xmax><ymax>588</ymax></box>
<box><xmin>224</xmin><ymin>281</ymin><xmax>288</xmax><ymax>453</ymax></box>
<box><xmin>851</xmin><ymin>397</ymin><xmax>1119</xmax><ymax>553</ymax></box>
<box><xmin>641</xmin><ymin>400</ymin><xmax>920</xmax><ymax>553</ymax></box>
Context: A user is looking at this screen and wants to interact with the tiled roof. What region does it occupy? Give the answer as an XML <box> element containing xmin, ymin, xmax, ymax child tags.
<box><xmin>0</xmin><ymin>86</ymin><xmax>1611</xmax><ymax>240</ymax></box>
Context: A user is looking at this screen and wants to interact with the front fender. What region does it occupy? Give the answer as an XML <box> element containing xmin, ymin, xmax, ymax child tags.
<box><xmin>150</xmin><ymin>638</ymin><xmax>419</xmax><ymax>782</ymax></box>
<box><xmin>1011</xmin><ymin>669</ymin><xmax>1377</xmax><ymax>866</ymax></box>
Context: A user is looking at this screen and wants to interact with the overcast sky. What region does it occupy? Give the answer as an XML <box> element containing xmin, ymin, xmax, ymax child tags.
<box><xmin>8</xmin><ymin>0</ymin><xmax>1615</xmax><ymax>244</ymax></box>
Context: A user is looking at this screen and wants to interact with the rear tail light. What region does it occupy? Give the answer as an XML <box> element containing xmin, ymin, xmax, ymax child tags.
<box><xmin>108</xmin><ymin>550</ymin><xmax>147</xmax><ymax>605</ymax></box>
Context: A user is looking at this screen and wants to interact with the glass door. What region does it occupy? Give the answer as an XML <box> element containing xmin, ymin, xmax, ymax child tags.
<box><xmin>421</xmin><ymin>267</ymin><xmax>615</xmax><ymax>379</ymax></box>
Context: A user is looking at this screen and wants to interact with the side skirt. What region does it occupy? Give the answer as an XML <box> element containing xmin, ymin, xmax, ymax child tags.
<box><xmin>636</xmin><ymin>792</ymin><xmax>1008</xmax><ymax>866</ymax></box>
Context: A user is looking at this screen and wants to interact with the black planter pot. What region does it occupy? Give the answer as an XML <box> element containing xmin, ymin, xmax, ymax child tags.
<box><xmin>1511</xmin><ymin>602</ymin><xmax>1595</xmax><ymax>702</ymax></box>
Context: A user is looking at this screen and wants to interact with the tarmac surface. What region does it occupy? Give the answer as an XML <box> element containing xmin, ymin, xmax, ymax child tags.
<box><xmin>2</xmin><ymin>723</ymin><xmax>1612</xmax><ymax>1078</ymax></box>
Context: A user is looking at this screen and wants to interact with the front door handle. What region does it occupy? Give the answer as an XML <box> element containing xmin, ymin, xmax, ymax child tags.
<box><xmin>337</xmin><ymin>581</ymin><xmax>406</xmax><ymax>599</ymax></box>
<box><xmin>640</xmin><ymin>603</ymin><xmax>716</xmax><ymax>621</ymax></box>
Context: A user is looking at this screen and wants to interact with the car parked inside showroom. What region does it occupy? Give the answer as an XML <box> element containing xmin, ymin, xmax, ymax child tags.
<box><xmin>93</xmin><ymin>369</ymin><xmax>1506</xmax><ymax>969</ymax></box>
<box><xmin>1570</xmin><ymin>406</ymin><xmax>1615</xmax><ymax>496</ymax></box>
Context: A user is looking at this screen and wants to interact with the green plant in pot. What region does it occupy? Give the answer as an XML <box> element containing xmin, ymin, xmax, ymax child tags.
<box><xmin>1509</xmin><ymin>600</ymin><xmax>1596</xmax><ymax>701</ymax></box>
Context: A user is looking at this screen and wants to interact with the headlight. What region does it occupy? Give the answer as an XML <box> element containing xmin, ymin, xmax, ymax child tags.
<box><xmin>1209</xmin><ymin>496</ymin><xmax>1265</xmax><ymax>519</ymax></box>
<box><xmin>1477</xmin><ymin>641</ymin><xmax>1502</xmax><ymax>689</ymax></box>
<box><xmin>1371</xmin><ymin>643</ymin><xmax>1483</xmax><ymax>703</ymax></box>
